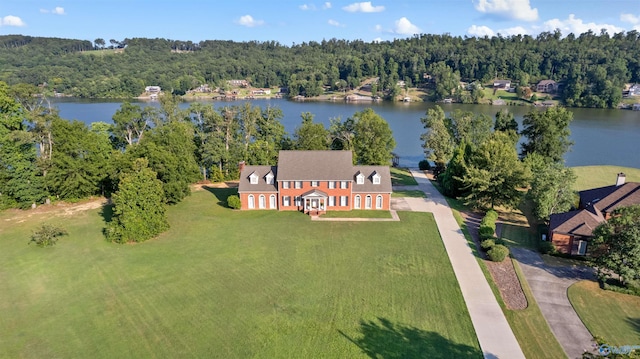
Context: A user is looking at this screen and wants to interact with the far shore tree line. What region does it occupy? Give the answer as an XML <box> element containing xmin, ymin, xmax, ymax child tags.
<box><xmin>0</xmin><ymin>81</ymin><xmax>395</xmax><ymax>242</ymax></box>
<box><xmin>421</xmin><ymin>105</ymin><xmax>639</xmax><ymax>293</ymax></box>
<box><xmin>0</xmin><ymin>31</ymin><xmax>638</xmax><ymax>108</ymax></box>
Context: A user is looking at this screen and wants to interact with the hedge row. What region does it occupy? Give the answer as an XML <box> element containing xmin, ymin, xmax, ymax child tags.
<box><xmin>478</xmin><ymin>210</ymin><xmax>509</xmax><ymax>262</ymax></box>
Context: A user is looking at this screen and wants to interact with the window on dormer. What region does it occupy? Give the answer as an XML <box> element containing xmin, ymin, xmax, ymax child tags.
<box><xmin>249</xmin><ymin>172</ymin><xmax>259</xmax><ymax>184</ymax></box>
<box><xmin>265</xmin><ymin>173</ymin><xmax>274</xmax><ymax>185</ymax></box>
<box><xmin>372</xmin><ymin>172</ymin><xmax>381</xmax><ymax>185</ymax></box>
<box><xmin>356</xmin><ymin>173</ymin><xmax>365</xmax><ymax>185</ymax></box>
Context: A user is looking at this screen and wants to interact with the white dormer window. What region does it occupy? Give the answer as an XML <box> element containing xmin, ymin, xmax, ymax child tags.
<box><xmin>249</xmin><ymin>172</ymin><xmax>259</xmax><ymax>184</ymax></box>
<box><xmin>356</xmin><ymin>172</ymin><xmax>365</xmax><ymax>185</ymax></box>
<box><xmin>265</xmin><ymin>172</ymin><xmax>274</xmax><ymax>185</ymax></box>
<box><xmin>372</xmin><ymin>172</ymin><xmax>381</xmax><ymax>185</ymax></box>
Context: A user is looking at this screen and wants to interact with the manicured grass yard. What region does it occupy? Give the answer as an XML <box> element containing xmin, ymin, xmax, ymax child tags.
<box><xmin>569</xmin><ymin>281</ymin><xmax>640</xmax><ymax>346</ymax></box>
<box><xmin>572</xmin><ymin>166</ymin><xmax>640</xmax><ymax>191</ymax></box>
<box><xmin>0</xmin><ymin>188</ymin><xmax>480</xmax><ymax>358</ymax></box>
<box><xmin>392</xmin><ymin>190</ymin><xmax>426</xmax><ymax>198</ymax></box>
<box><xmin>391</xmin><ymin>167</ymin><xmax>418</xmax><ymax>186</ymax></box>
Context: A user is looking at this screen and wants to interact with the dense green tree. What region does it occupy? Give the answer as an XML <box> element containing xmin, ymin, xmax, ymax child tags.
<box><xmin>350</xmin><ymin>108</ymin><xmax>396</xmax><ymax>165</ymax></box>
<box><xmin>106</xmin><ymin>158</ymin><xmax>169</xmax><ymax>244</ymax></box>
<box><xmin>524</xmin><ymin>153</ymin><xmax>577</xmax><ymax>221</ymax></box>
<box><xmin>47</xmin><ymin>117</ymin><xmax>112</xmax><ymax>199</ymax></box>
<box><xmin>520</xmin><ymin>107</ymin><xmax>574</xmax><ymax>162</ymax></box>
<box><xmin>420</xmin><ymin>106</ymin><xmax>453</xmax><ymax>169</ymax></box>
<box><xmin>438</xmin><ymin>142</ymin><xmax>470</xmax><ymax>198</ymax></box>
<box><xmin>494</xmin><ymin>109</ymin><xmax>518</xmax><ymax>133</ymax></box>
<box><xmin>132</xmin><ymin>120</ymin><xmax>200</xmax><ymax>204</ymax></box>
<box><xmin>591</xmin><ymin>205</ymin><xmax>640</xmax><ymax>287</ymax></box>
<box><xmin>462</xmin><ymin>132</ymin><xmax>529</xmax><ymax>209</ymax></box>
<box><xmin>0</xmin><ymin>82</ymin><xmax>47</xmax><ymax>208</ymax></box>
<box><xmin>111</xmin><ymin>102</ymin><xmax>150</xmax><ymax>147</ymax></box>
<box><xmin>294</xmin><ymin>112</ymin><xmax>330</xmax><ymax>150</ymax></box>
<box><xmin>329</xmin><ymin>116</ymin><xmax>354</xmax><ymax>151</ymax></box>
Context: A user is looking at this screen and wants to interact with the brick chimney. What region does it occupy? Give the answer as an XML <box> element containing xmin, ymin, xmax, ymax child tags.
<box><xmin>616</xmin><ymin>172</ymin><xmax>626</xmax><ymax>186</ymax></box>
<box><xmin>238</xmin><ymin>161</ymin><xmax>246</xmax><ymax>173</ymax></box>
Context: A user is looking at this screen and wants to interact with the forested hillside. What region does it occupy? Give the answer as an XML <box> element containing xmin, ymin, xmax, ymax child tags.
<box><xmin>1</xmin><ymin>31</ymin><xmax>639</xmax><ymax>107</ymax></box>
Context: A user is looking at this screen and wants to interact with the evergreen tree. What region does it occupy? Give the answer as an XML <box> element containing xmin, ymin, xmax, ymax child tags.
<box><xmin>106</xmin><ymin>158</ymin><xmax>169</xmax><ymax>243</ymax></box>
<box><xmin>420</xmin><ymin>106</ymin><xmax>454</xmax><ymax>170</ymax></box>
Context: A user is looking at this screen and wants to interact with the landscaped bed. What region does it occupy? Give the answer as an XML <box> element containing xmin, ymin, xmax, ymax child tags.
<box><xmin>320</xmin><ymin>209</ymin><xmax>393</xmax><ymax>218</ymax></box>
<box><xmin>0</xmin><ymin>187</ymin><xmax>480</xmax><ymax>358</ymax></box>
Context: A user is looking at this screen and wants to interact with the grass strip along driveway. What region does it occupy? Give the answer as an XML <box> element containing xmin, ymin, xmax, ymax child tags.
<box><xmin>0</xmin><ymin>187</ymin><xmax>480</xmax><ymax>358</ymax></box>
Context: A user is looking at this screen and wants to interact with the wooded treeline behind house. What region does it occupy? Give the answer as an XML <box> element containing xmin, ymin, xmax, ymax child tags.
<box><xmin>0</xmin><ymin>82</ymin><xmax>395</xmax><ymax>210</ymax></box>
<box><xmin>0</xmin><ymin>31</ymin><xmax>638</xmax><ymax>108</ymax></box>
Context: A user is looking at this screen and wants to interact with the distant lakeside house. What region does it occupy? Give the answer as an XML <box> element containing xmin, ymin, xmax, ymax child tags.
<box><xmin>493</xmin><ymin>80</ymin><xmax>511</xmax><ymax>90</ymax></box>
<box><xmin>549</xmin><ymin>173</ymin><xmax>640</xmax><ymax>255</ymax></box>
<box><xmin>237</xmin><ymin>150</ymin><xmax>392</xmax><ymax>214</ymax></box>
<box><xmin>536</xmin><ymin>80</ymin><xmax>557</xmax><ymax>93</ymax></box>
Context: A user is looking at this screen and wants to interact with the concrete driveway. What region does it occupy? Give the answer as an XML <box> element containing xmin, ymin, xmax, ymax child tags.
<box><xmin>511</xmin><ymin>247</ymin><xmax>597</xmax><ymax>359</ymax></box>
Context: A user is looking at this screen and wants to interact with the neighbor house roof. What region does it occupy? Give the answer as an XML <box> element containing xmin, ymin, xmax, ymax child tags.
<box><xmin>352</xmin><ymin>166</ymin><xmax>392</xmax><ymax>193</ymax></box>
<box><xmin>581</xmin><ymin>182</ymin><xmax>640</xmax><ymax>214</ymax></box>
<box><xmin>549</xmin><ymin>208</ymin><xmax>605</xmax><ymax>237</ymax></box>
<box><xmin>551</xmin><ymin>181</ymin><xmax>640</xmax><ymax>237</ymax></box>
<box><xmin>537</xmin><ymin>80</ymin><xmax>556</xmax><ymax>86</ymax></box>
<box><xmin>237</xmin><ymin>166</ymin><xmax>278</xmax><ymax>193</ymax></box>
<box><xmin>276</xmin><ymin>150</ymin><xmax>354</xmax><ymax>181</ymax></box>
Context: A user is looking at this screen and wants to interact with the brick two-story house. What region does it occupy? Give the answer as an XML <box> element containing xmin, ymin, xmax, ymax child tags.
<box><xmin>237</xmin><ymin>150</ymin><xmax>392</xmax><ymax>213</ymax></box>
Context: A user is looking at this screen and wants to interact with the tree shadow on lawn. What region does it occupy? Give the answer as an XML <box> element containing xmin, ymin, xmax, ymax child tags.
<box><xmin>99</xmin><ymin>203</ymin><xmax>113</xmax><ymax>223</ymax></box>
<box><xmin>625</xmin><ymin>317</ymin><xmax>640</xmax><ymax>337</ymax></box>
<box><xmin>202</xmin><ymin>186</ymin><xmax>238</xmax><ymax>208</ymax></box>
<box><xmin>339</xmin><ymin>317</ymin><xmax>482</xmax><ymax>359</ymax></box>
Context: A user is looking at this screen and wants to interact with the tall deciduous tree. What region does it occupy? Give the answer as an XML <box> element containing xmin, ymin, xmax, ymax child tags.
<box><xmin>294</xmin><ymin>112</ymin><xmax>329</xmax><ymax>150</ymax></box>
<box><xmin>47</xmin><ymin>118</ymin><xmax>112</xmax><ymax>200</ymax></box>
<box><xmin>462</xmin><ymin>132</ymin><xmax>529</xmax><ymax>209</ymax></box>
<box><xmin>494</xmin><ymin>109</ymin><xmax>518</xmax><ymax>134</ymax></box>
<box><xmin>0</xmin><ymin>82</ymin><xmax>47</xmax><ymax>208</ymax></box>
<box><xmin>350</xmin><ymin>108</ymin><xmax>396</xmax><ymax>165</ymax></box>
<box><xmin>420</xmin><ymin>105</ymin><xmax>454</xmax><ymax>170</ymax></box>
<box><xmin>524</xmin><ymin>153</ymin><xmax>577</xmax><ymax>221</ymax></box>
<box><xmin>111</xmin><ymin>102</ymin><xmax>149</xmax><ymax>147</ymax></box>
<box><xmin>591</xmin><ymin>205</ymin><xmax>640</xmax><ymax>287</ymax></box>
<box><xmin>520</xmin><ymin>107</ymin><xmax>574</xmax><ymax>162</ymax></box>
<box><xmin>106</xmin><ymin>158</ymin><xmax>169</xmax><ymax>244</ymax></box>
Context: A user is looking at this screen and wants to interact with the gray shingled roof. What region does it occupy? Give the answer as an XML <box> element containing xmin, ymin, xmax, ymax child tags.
<box><xmin>237</xmin><ymin>165</ymin><xmax>278</xmax><ymax>193</ymax></box>
<box><xmin>276</xmin><ymin>150</ymin><xmax>354</xmax><ymax>181</ymax></box>
<box><xmin>585</xmin><ymin>182</ymin><xmax>640</xmax><ymax>214</ymax></box>
<box><xmin>352</xmin><ymin>166</ymin><xmax>392</xmax><ymax>193</ymax></box>
<box><xmin>549</xmin><ymin>208</ymin><xmax>604</xmax><ymax>237</ymax></box>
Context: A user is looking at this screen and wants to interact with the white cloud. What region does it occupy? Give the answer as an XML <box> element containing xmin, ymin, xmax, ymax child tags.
<box><xmin>237</xmin><ymin>15</ymin><xmax>264</xmax><ymax>27</ymax></box>
<box><xmin>374</xmin><ymin>24</ymin><xmax>383</xmax><ymax>32</ymax></box>
<box><xmin>372</xmin><ymin>37</ymin><xmax>383</xmax><ymax>43</ymax></box>
<box><xmin>343</xmin><ymin>2</ymin><xmax>384</xmax><ymax>13</ymax></box>
<box><xmin>621</xmin><ymin>13</ymin><xmax>640</xmax><ymax>24</ymax></box>
<box><xmin>474</xmin><ymin>0</ymin><xmax>538</xmax><ymax>21</ymax></box>
<box><xmin>40</xmin><ymin>6</ymin><xmax>65</xmax><ymax>15</ymax></box>
<box><xmin>540</xmin><ymin>14</ymin><xmax>623</xmax><ymax>35</ymax></box>
<box><xmin>299</xmin><ymin>4</ymin><xmax>315</xmax><ymax>11</ymax></box>
<box><xmin>393</xmin><ymin>17</ymin><xmax>421</xmax><ymax>35</ymax></box>
<box><xmin>323</xmin><ymin>2</ymin><xmax>332</xmax><ymax>9</ymax></box>
<box><xmin>328</xmin><ymin>19</ymin><xmax>345</xmax><ymax>27</ymax></box>
<box><xmin>467</xmin><ymin>25</ymin><xmax>495</xmax><ymax>37</ymax></box>
<box><xmin>1</xmin><ymin>15</ymin><xmax>26</xmax><ymax>27</ymax></box>
<box><xmin>499</xmin><ymin>26</ymin><xmax>528</xmax><ymax>35</ymax></box>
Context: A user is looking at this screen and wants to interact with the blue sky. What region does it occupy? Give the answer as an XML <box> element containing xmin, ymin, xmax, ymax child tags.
<box><xmin>1</xmin><ymin>1</ymin><xmax>639</xmax><ymax>44</ymax></box>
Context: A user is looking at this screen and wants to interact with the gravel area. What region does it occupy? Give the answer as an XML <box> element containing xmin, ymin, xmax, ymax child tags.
<box><xmin>461</xmin><ymin>211</ymin><xmax>528</xmax><ymax>310</ymax></box>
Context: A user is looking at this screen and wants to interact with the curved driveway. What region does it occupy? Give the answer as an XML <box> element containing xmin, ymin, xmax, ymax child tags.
<box><xmin>406</xmin><ymin>170</ymin><xmax>525</xmax><ymax>359</ymax></box>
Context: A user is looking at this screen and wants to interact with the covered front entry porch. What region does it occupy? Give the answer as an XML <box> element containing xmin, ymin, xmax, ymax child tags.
<box><xmin>301</xmin><ymin>189</ymin><xmax>327</xmax><ymax>216</ymax></box>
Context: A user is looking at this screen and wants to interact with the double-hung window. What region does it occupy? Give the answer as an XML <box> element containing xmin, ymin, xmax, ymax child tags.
<box><xmin>294</xmin><ymin>181</ymin><xmax>302</xmax><ymax>189</ymax></box>
<box><xmin>311</xmin><ymin>181</ymin><xmax>319</xmax><ymax>187</ymax></box>
<box><xmin>340</xmin><ymin>181</ymin><xmax>348</xmax><ymax>189</ymax></box>
<box><xmin>328</xmin><ymin>181</ymin><xmax>335</xmax><ymax>189</ymax></box>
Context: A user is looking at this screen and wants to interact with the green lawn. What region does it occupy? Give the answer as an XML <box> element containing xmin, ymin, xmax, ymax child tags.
<box><xmin>500</xmin><ymin>223</ymin><xmax>539</xmax><ymax>250</ymax></box>
<box><xmin>391</xmin><ymin>167</ymin><xmax>418</xmax><ymax>186</ymax></box>
<box><xmin>0</xmin><ymin>188</ymin><xmax>480</xmax><ymax>358</ymax></box>
<box><xmin>392</xmin><ymin>190</ymin><xmax>426</xmax><ymax>198</ymax></box>
<box><xmin>569</xmin><ymin>281</ymin><xmax>640</xmax><ymax>347</ymax></box>
<box><xmin>321</xmin><ymin>210</ymin><xmax>392</xmax><ymax>218</ymax></box>
<box><xmin>572</xmin><ymin>166</ymin><xmax>640</xmax><ymax>191</ymax></box>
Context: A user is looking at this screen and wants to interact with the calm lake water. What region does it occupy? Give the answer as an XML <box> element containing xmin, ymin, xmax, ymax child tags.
<box><xmin>53</xmin><ymin>98</ymin><xmax>640</xmax><ymax>168</ymax></box>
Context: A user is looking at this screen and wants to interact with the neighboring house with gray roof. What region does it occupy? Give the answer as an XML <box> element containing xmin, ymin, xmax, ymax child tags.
<box><xmin>237</xmin><ymin>150</ymin><xmax>392</xmax><ymax>214</ymax></box>
<box><xmin>549</xmin><ymin>173</ymin><xmax>640</xmax><ymax>255</ymax></box>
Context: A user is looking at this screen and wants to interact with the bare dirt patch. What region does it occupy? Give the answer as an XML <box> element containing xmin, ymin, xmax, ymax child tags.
<box><xmin>2</xmin><ymin>197</ymin><xmax>107</xmax><ymax>223</ymax></box>
<box><xmin>461</xmin><ymin>211</ymin><xmax>528</xmax><ymax>310</ymax></box>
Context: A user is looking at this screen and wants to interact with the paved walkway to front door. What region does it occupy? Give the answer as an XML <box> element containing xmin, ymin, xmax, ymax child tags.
<box><xmin>408</xmin><ymin>169</ymin><xmax>525</xmax><ymax>359</ymax></box>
